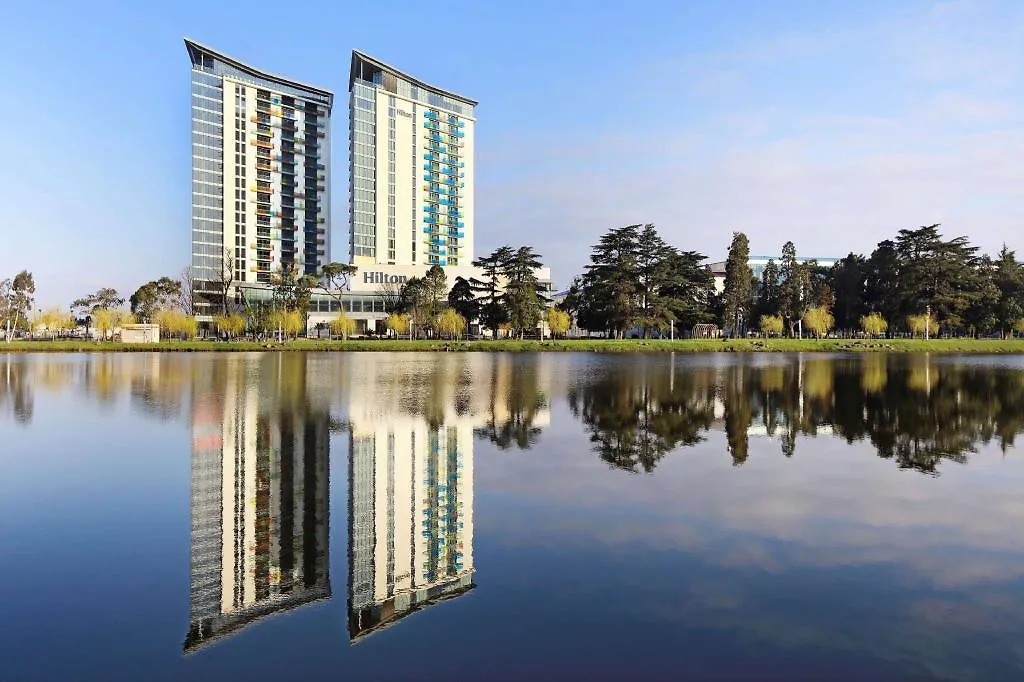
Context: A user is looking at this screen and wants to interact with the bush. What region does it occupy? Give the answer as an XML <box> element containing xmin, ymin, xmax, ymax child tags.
<box><xmin>802</xmin><ymin>306</ymin><xmax>834</xmax><ymax>339</ymax></box>
<box><xmin>907</xmin><ymin>314</ymin><xmax>939</xmax><ymax>338</ymax></box>
<box><xmin>155</xmin><ymin>309</ymin><xmax>197</xmax><ymax>339</ymax></box>
<box><xmin>859</xmin><ymin>313</ymin><xmax>888</xmax><ymax>337</ymax></box>
<box><xmin>386</xmin><ymin>313</ymin><xmax>410</xmax><ymax>337</ymax></box>
<box><xmin>547</xmin><ymin>308</ymin><xmax>571</xmax><ymax>338</ymax></box>
<box><xmin>330</xmin><ymin>311</ymin><xmax>357</xmax><ymax>340</ymax></box>
<box><xmin>759</xmin><ymin>314</ymin><xmax>784</xmax><ymax>337</ymax></box>
<box><xmin>437</xmin><ymin>308</ymin><xmax>466</xmax><ymax>339</ymax></box>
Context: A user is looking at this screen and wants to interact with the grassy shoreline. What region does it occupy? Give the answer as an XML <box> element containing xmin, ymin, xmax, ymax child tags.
<box><xmin>4</xmin><ymin>338</ymin><xmax>1024</xmax><ymax>354</ymax></box>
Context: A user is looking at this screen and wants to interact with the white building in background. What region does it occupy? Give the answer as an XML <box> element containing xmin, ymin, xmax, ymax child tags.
<box><xmin>349</xmin><ymin>50</ymin><xmax>475</xmax><ymax>268</ymax></box>
<box><xmin>708</xmin><ymin>256</ymin><xmax>839</xmax><ymax>293</ymax></box>
<box><xmin>186</xmin><ymin>39</ymin><xmax>333</xmax><ymax>317</ymax></box>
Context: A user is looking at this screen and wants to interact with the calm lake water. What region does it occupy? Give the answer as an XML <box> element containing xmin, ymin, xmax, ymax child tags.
<box><xmin>2</xmin><ymin>352</ymin><xmax>1024</xmax><ymax>681</ymax></box>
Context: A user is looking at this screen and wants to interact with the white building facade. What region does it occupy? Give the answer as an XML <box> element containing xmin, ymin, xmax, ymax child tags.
<box><xmin>186</xmin><ymin>39</ymin><xmax>333</xmax><ymax>318</ymax></box>
<box><xmin>349</xmin><ymin>51</ymin><xmax>475</xmax><ymax>268</ymax></box>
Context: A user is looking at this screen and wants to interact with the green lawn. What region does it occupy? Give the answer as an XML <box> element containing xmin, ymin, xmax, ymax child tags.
<box><xmin>4</xmin><ymin>337</ymin><xmax>1024</xmax><ymax>353</ymax></box>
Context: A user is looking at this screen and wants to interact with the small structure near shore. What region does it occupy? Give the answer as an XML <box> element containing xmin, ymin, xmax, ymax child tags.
<box><xmin>120</xmin><ymin>324</ymin><xmax>160</xmax><ymax>343</ymax></box>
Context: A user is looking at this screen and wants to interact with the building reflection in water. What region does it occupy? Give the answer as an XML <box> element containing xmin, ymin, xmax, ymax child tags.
<box><xmin>343</xmin><ymin>354</ymin><xmax>553</xmax><ymax>641</ymax></box>
<box><xmin>184</xmin><ymin>355</ymin><xmax>331</xmax><ymax>653</ymax></box>
<box><xmin>347</xmin><ymin>419</ymin><xmax>475</xmax><ymax>640</ymax></box>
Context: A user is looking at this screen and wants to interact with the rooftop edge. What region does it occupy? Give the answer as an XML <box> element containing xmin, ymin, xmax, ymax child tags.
<box><xmin>349</xmin><ymin>50</ymin><xmax>478</xmax><ymax>107</ymax></box>
<box><xmin>185</xmin><ymin>38</ymin><xmax>334</xmax><ymax>109</ymax></box>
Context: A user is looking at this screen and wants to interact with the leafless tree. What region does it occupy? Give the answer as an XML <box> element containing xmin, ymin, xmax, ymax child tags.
<box><xmin>377</xmin><ymin>280</ymin><xmax>405</xmax><ymax>314</ymax></box>
<box><xmin>179</xmin><ymin>266</ymin><xmax>196</xmax><ymax>316</ymax></box>
<box><xmin>217</xmin><ymin>247</ymin><xmax>235</xmax><ymax>315</ymax></box>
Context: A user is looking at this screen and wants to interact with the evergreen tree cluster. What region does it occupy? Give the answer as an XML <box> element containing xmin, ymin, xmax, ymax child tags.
<box><xmin>565</xmin><ymin>224</ymin><xmax>716</xmax><ymax>338</ymax></box>
<box><xmin>568</xmin><ymin>222</ymin><xmax>1024</xmax><ymax>338</ymax></box>
<box><xmin>744</xmin><ymin>224</ymin><xmax>1024</xmax><ymax>337</ymax></box>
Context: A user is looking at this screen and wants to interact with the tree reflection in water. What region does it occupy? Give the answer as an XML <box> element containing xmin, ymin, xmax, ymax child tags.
<box><xmin>0</xmin><ymin>358</ymin><xmax>33</xmax><ymax>424</ymax></box>
<box><xmin>4</xmin><ymin>353</ymin><xmax>1024</xmax><ymax>477</ymax></box>
<box><xmin>473</xmin><ymin>355</ymin><xmax>548</xmax><ymax>450</ymax></box>
<box><xmin>567</xmin><ymin>355</ymin><xmax>1024</xmax><ymax>475</ymax></box>
<box><xmin>567</xmin><ymin>357</ymin><xmax>717</xmax><ymax>473</ymax></box>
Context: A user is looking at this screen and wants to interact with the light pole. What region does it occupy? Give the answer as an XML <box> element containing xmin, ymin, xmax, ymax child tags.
<box><xmin>925</xmin><ymin>304</ymin><xmax>931</xmax><ymax>341</ymax></box>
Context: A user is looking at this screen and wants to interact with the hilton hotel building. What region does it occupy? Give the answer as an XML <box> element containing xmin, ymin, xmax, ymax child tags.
<box><xmin>186</xmin><ymin>41</ymin><xmax>549</xmax><ymax>331</ymax></box>
<box><xmin>186</xmin><ymin>40</ymin><xmax>333</xmax><ymax>317</ymax></box>
<box><xmin>349</xmin><ymin>50</ymin><xmax>475</xmax><ymax>269</ymax></box>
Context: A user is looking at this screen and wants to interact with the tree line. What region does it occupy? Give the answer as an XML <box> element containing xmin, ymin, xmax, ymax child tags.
<box><xmin>558</xmin><ymin>222</ymin><xmax>1024</xmax><ymax>339</ymax></box>
<box><xmin>8</xmin><ymin>242</ymin><xmax>563</xmax><ymax>342</ymax></box>
<box><xmin>9</xmin><ymin>220</ymin><xmax>1022</xmax><ymax>342</ymax></box>
<box><xmin>722</xmin><ymin>224</ymin><xmax>1024</xmax><ymax>338</ymax></box>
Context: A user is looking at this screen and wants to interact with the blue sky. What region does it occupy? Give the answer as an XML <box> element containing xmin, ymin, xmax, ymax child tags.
<box><xmin>1</xmin><ymin>0</ymin><xmax>1021</xmax><ymax>306</ymax></box>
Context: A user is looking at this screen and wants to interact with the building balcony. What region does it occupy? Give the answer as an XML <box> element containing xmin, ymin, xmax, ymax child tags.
<box><xmin>251</xmin><ymin>139</ymin><xmax>273</xmax><ymax>149</ymax></box>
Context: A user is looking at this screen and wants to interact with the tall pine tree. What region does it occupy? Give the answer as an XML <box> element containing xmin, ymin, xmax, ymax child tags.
<box><xmin>722</xmin><ymin>232</ymin><xmax>753</xmax><ymax>336</ymax></box>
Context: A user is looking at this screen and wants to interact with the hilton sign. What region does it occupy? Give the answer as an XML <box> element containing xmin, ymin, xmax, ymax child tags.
<box><xmin>362</xmin><ymin>271</ymin><xmax>409</xmax><ymax>285</ymax></box>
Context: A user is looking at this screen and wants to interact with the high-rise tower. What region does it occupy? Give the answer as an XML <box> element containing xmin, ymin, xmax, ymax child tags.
<box><xmin>348</xmin><ymin>51</ymin><xmax>476</xmax><ymax>268</ymax></box>
<box><xmin>186</xmin><ymin>40</ymin><xmax>333</xmax><ymax>316</ymax></box>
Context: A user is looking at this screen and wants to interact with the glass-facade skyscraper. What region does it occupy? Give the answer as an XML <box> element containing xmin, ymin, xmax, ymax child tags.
<box><xmin>186</xmin><ymin>39</ymin><xmax>333</xmax><ymax>317</ymax></box>
<box><xmin>348</xmin><ymin>51</ymin><xmax>476</xmax><ymax>268</ymax></box>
